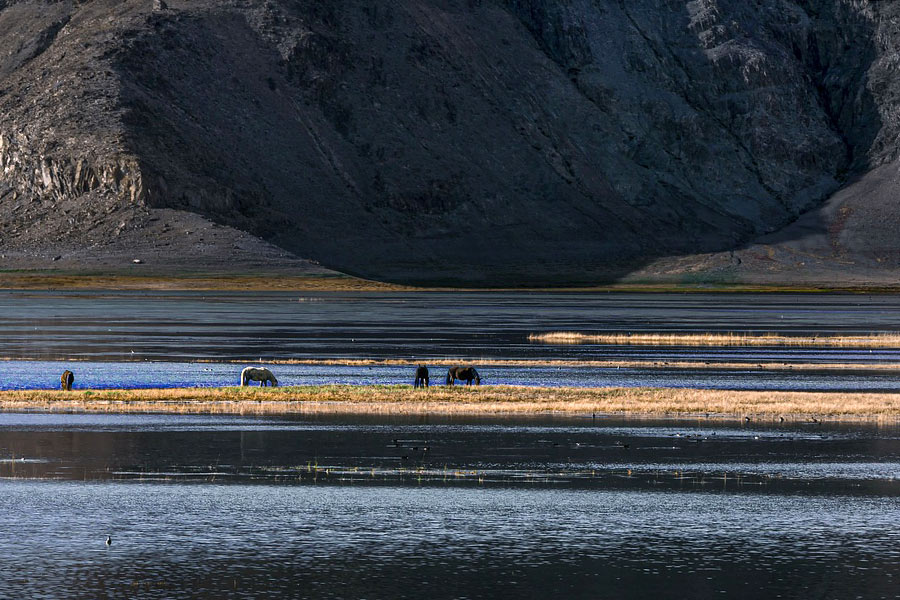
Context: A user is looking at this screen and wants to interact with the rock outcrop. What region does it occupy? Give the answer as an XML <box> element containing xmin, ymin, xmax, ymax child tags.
<box><xmin>1</xmin><ymin>0</ymin><xmax>900</xmax><ymax>284</ymax></box>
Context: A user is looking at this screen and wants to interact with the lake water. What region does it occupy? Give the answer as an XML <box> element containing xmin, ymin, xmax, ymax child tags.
<box><xmin>2</xmin><ymin>290</ymin><xmax>900</xmax><ymax>363</ymax></box>
<box><xmin>2</xmin><ymin>291</ymin><xmax>900</xmax><ymax>598</ymax></box>
<box><xmin>3</xmin><ymin>290</ymin><xmax>900</xmax><ymax>391</ymax></box>
<box><xmin>4</xmin><ymin>360</ymin><xmax>900</xmax><ymax>392</ymax></box>
<box><xmin>0</xmin><ymin>413</ymin><xmax>898</xmax><ymax>599</ymax></box>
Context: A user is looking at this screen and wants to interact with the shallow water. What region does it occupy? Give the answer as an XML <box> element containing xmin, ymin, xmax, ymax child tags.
<box><xmin>4</xmin><ymin>290</ymin><xmax>900</xmax><ymax>391</ymax></box>
<box><xmin>5</xmin><ymin>359</ymin><xmax>900</xmax><ymax>392</ymax></box>
<box><xmin>0</xmin><ymin>413</ymin><xmax>898</xmax><ymax>598</ymax></box>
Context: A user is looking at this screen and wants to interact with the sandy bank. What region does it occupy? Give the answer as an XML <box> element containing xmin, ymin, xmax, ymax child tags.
<box><xmin>1</xmin><ymin>385</ymin><xmax>898</xmax><ymax>422</ymax></box>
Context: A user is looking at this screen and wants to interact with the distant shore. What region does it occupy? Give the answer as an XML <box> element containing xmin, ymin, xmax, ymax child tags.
<box><xmin>3</xmin><ymin>271</ymin><xmax>900</xmax><ymax>292</ymax></box>
<box><xmin>1</xmin><ymin>385</ymin><xmax>897</xmax><ymax>422</ymax></box>
<box><xmin>0</xmin><ymin>273</ymin><xmax>412</xmax><ymax>292</ymax></box>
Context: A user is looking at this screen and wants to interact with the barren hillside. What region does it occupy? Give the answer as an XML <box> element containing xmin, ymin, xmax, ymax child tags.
<box><xmin>1</xmin><ymin>0</ymin><xmax>899</xmax><ymax>285</ymax></box>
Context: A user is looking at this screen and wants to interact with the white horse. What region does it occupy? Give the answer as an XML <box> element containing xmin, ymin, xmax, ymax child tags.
<box><xmin>240</xmin><ymin>367</ymin><xmax>278</xmax><ymax>387</ymax></box>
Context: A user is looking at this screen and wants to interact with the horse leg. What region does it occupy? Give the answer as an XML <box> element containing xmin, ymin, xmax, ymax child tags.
<box><xmin>424</xmin><ymin>376</ymin><xmax>429</xmax><ymax>388</ymax></box>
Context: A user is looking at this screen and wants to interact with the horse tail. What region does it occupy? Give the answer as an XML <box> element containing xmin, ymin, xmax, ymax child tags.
<box><xmin>446</xmin><ymin>370</ymin><xmax>453</xmax><ymax>385</ymax></box>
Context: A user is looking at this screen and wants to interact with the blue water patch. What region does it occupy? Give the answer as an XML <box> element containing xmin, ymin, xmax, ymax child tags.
<box><xmin>4</xmin><ymin>360</ymin><xmax>900</xmax><ymax>392</ymax></box>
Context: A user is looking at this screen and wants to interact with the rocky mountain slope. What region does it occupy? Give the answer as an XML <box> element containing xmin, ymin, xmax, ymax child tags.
<box><xmin>0</xmin><ymin>0</ymin><xmax>899</xmax><ymax>285</ymax></box>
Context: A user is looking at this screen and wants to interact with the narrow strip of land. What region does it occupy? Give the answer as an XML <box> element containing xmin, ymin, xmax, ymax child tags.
<box><xmin>530</xmin><ymin>331</ymin><xmax>900</xmax><ymax>347</ymax></box>
<box><xmin>0</xmin><ymin>273</ymin><xmax>413</xmax><ymax>292</ymax></box>
<box><xmin>7</xmin><ymin>356</ymin><xmax>899</xmax><ymax>371</ymax></box>
<box><xmin>3</xmin><ymin>272</ymin><xmax>900</xmax><ymax>293</ymax></box>
<box><xmin>212</xmin><ymin>358</ymin><xmax>900</xmax><ymax>371</ymax></box>
<box><xmin>2</xmin><ymin>385</ymin><xmax>898</xmax><ymax>421</ymax></box>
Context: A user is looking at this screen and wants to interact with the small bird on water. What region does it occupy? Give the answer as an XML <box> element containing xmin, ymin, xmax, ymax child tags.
<box><xmin>106</xmin><ymin>536</ymin><xmax>112</xmax><ymax>546</ymax></box>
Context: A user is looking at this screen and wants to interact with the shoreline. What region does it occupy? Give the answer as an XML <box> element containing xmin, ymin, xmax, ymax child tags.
<box><xmin>1</xmin><ymin>385</ymin><xmax>898</xmax><ymax>422</ymax></box>
<box><xmin>4</xmin><ymin>272</ymin><xmax>900</xmax><ymax>293</ymax></box>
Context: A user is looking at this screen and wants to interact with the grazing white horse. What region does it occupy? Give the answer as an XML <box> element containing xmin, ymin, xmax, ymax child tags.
<box><xmin>240</xmin><ymin>367</ymin><xmax>278</xmax><ymax>387</ymax></box>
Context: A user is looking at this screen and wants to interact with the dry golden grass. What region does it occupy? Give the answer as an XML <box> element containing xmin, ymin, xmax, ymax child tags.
<box><xmin>530</xmin><ymin>331</ymin><xmax>900</xmax><ymax>348</ymax></box>
<box><xmin>1</xmin><ymin>385</ymin><xmax>898</xmax><ymax>421</ymax></box>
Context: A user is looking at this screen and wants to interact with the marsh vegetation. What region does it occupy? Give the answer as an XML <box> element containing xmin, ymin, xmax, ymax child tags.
<box><xmin>1</xmin><ymin>385</ymin><xmax>898</xmax><ymax>420</ymax></box>
<box><xmin>530</xmin><ymin>331</ymin><xmax>900</xmax><ymax>347</ymax></box>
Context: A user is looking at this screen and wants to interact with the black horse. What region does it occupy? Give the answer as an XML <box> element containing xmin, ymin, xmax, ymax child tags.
<box><xmin>414</xmin><ymin>365</ymin><xmax>429</xmax><ymax>388</ymax></box>
<box><xmin>446</xmin><ymin>366</ymin><xmax>481</xmax><ymax>386</ymax></box>
<box><xmin>61</xmin><ymin>370</ymin><xmax>74</xmax><ymax>391</ymax></box>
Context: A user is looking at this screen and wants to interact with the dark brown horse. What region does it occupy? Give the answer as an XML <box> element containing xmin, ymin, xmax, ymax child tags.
<box><xmin>61</xmin><ymin>370</ymin><xmax>74</xmax><ymax>391</ymax></box>
<box><xmin>414</xmin><ymin>365</ymin><xmax>429</xmax><ymax>388</ymax></box>
<box><xmin>446</xmin><ymin>366</ymin><xmax>481</xmax><ymax>386</ymax></box>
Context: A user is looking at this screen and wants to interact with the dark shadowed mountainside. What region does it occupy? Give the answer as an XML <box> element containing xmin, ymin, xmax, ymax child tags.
<box><xmin>1</xmin><ymin>0</ymin><xmax>899</xmax><ymax>285</ymax></box>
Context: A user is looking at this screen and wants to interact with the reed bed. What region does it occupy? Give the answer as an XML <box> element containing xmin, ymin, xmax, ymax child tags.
<box><xmin>529</xmin><ymin>331</ymin><xmax>900</xmax><ymax>348</ymax></box>
<box><xmin>1</xmin><ymin>385</ymin><xmax>898</xmax><ymax>421</ymax></box>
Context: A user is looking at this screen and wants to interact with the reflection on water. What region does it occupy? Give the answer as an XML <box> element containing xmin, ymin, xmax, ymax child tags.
<box><xmin>3</xmin><ymin>290</ymin><xmax>900</xmax><ymax>364</ymax></box>
<box><xmin>1</xmin><ymin>412</ymin><xmax>898</xmax><ymax>490</ymax></box>
<box><xmin>1</xmin><ymin>414</ymin><xmax>898</xmax><ymax>598</ymax></box>
<box><xmin>3</xmin><ymin>288</ymin><xmax>900</xmax><ymax>597</ymax></box>
<box><xmin>0</xmin><ymin>482</ymin><xmax>897</xmax><ymax>599</ymax></box>
<box><xmin>5</xmin><ymin>360</ymin><xmax>900</xmax><ymax>392</ymax></box>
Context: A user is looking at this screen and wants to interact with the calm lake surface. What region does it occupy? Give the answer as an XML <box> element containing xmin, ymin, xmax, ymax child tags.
<box><xmin>2</xmin><ymin>290</ymin><xmax>900</xmax><ymax>363</ymax></box>
<box><xmin>0</xmin><ymin>413</ymin><xmax>898</xmax><ymax>599</ymax></box>
<box><xmin>3</xmin><ymin>290</ymin><xmax>900</xmax><ymax>391</ymax></box>
<box><xmin>2</xmin><ymin>291</ymin><xmax>899</xmax><ymax>598</ymax></box>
